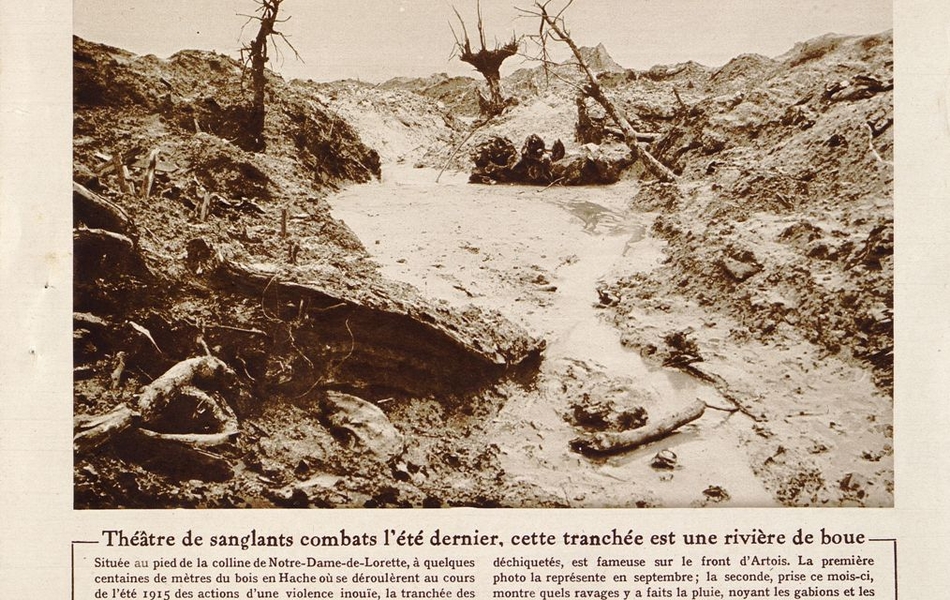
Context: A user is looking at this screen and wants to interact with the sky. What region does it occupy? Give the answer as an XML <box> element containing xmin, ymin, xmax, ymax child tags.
<box><xmin>73</xmin><ymin>0</ymin><xmax>893</xmax><ymax>83</ymax></box>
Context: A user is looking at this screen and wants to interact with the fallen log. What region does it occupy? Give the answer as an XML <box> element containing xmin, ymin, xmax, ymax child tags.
<box><xmin>571</xmin><ymin>399</ymin><xmax>705</xmax><ymax>456</ymax></box>
<box><xmin>74</xmin><ymin>405</ymin><xmax>140</xmax><ymax>455</ymax></box>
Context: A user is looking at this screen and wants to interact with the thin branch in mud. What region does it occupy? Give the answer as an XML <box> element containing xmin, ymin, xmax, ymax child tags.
<box><xmin>196</xmin><ymin>333</ymin><xmax>213</xmax><ymax>357</ymax></box>
<box><xmin>866</xmin><ymin>122</ymin><xmax>892</xmax><ymax>167</ymax></box>
<box><xmin>536</xmin><ymin>177</ymin><xmax>564</xmax><ymax>192</ymax></box>
<box><xmin>128</xmin><ymin>320</ymin><xmax>162</xmax><ymax>354</ymax></box>
<box><xmin>436</xmin><ymin>118</ymin><xmax>490</xmax><ymax>183</ymax></box>
<box><xmin>260</xmin><ymin>272</ymin><xmax>281</xmax><ymax>322</ymax></box>
<box><xmin>235</xmin><ymin>355</ymin><xmax>258</xmax><ymax>382</ymax></box>
<box><xmin>681</xmin><ymin>364</ymin><xmax>767</xmax><ymax>422</ymax></box>
<box><xmin>336</xmin><ymin>319</ymin><xmax>356</xmax><ymax>374</ymax></box>
<box><xmin>311</xmin><ymin>302</ymin><xmax>346</xmax><ymax>313</ymax></box>
<box><xmin>207</xmin><ymin>323</ymin><xmax>269</xmax><ymax>336</ymax></box>
<box><xmin>703</xmin><ymin>401</ymin><xmax>741</xmax><ymax>413</ymax></box>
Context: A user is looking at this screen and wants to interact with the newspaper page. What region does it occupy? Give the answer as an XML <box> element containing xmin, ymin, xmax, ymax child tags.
<box><xmin>1</xmin><ymin>0</ymin><xmax>948</xmax><ymax>598</ymax></box>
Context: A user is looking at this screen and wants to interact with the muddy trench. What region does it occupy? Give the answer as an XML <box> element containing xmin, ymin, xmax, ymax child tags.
<box><xmin>328</xmin><ymin>166</ymin><xmax>776</xmax><ymax>508</ymax></box>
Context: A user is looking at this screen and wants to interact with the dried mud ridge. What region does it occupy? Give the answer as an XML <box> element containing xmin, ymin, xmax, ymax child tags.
<box><xmin>74</xmin><ymin>30</ymin><xmax>892</xmax><ymax>508</ymax></box>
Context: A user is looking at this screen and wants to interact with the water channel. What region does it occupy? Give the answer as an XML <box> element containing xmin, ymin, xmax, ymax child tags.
<box><xmin>329</xmin><ymin>165</ymin><xmax>775</xmax><ymax>507</ymax></box>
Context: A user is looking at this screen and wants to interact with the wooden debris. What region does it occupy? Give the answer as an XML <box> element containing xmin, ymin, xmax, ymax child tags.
<box><xmin>128</xmin><ymin>320</ymin><xmax>162</xmax><ymax>355</ymax></box>
<box><xmin>110</xmin><ymin>351</ymin><xmax>127</xmax><ymax>390</ymax></box>
<box><xmin>141</xmin><ymin>148</ymin><xmax>160</xmax><ymax>200</ymax></box>
<box><xmin>136</xmin><ymin>355</ymin><xmax>235</xmax><ymax>423</ymax></box>
<box><xmin>571</xmin><ymin>399</ymin><xmax>705</xmax><ymax>455</ymax></box>
<box><xmin>112</xmin><ymin>150</ymin><xmax>130</xmax><ymax>194</ymax></box>
<box><xmin>74</xmin><ymin>226</ymin><xmax>134</xmax><ymax>253</ymax></box>
<box><xmin>531</xmin><ymin>3</ymin><xmax>677</xmax><ymax>182</ymax></box>
<box><xmin>199</xmin><ymin>191</ymin><xmax>211</xmax><ymax>222</ymax></box>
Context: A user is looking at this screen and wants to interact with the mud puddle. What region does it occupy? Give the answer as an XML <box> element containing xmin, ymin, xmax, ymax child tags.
<box><xmin>330</xmin><ymin>166</ymin><xmax>775</xmax><ymax>507</ymax></box>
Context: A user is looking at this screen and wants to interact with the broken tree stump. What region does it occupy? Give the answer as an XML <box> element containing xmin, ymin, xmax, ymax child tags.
<box><xmin>141</xmin><ymin>148</ymin><xmax>160</xmax><ymax>200</ymax></box>
<box><xmin>571</xmin><ymin>399</ymin><xmax>706</xmax><ymax>456</ymax></box>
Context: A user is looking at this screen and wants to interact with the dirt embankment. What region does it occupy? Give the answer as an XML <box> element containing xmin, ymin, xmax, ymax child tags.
<box><xmin>73</xmin><ymin>37</ymin><xmax>542</xmax><ymax>508</ymax></box>
<box><xmin>604</xmin><ymin>33</ymin><xmax>893</xmax><ymax>505</ymax></box>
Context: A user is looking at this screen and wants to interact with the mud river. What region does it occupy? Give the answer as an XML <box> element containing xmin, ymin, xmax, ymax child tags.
<box><xmin>329</xmin><ymin>165</ymin><xmax>776</xmax><ymax>507</ymax></box>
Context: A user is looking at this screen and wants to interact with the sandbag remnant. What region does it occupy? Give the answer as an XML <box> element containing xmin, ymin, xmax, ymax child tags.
<box><xmin>318</xmin><ymin>391</ymin><xmax>404</xmax><ymax>461</ymax></box>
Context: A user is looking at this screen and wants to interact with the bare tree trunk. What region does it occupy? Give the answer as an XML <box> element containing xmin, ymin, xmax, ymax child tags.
<box><xmin>482</xmin><ymin>71</ymin><xmax>506</xmax><ymax>115</ymax></box>
<box><xmin>241</xmin><ymin>0</ymin><xmax>300</xmax><ymax>152</ymax></box>
<box><xmin>451</xmin><ymin>2</ymin><xmax>519</xmax><ymax>117</ymax></box>
<box><xmin>247</xmin><ymin>4</ymin><xmax>275</xmax><ymax>151</ymax></box>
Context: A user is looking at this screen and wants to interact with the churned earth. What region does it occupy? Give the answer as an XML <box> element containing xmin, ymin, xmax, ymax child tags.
<box><xmin>73</xmin><ymin>28</ymin><xmax>892</xmax><ymax>508</ymax></box>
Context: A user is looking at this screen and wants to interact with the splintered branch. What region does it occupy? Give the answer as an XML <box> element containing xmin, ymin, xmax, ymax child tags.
<box><xmin>521</xmin><ymin>1</ymin><xmax>677</xmax><ymax>182</ymax></box>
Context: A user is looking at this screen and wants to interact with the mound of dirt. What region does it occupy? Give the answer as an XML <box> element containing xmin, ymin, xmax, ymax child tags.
<box><xmin>380</xmin><ymin>72</ymin><xmax>483</xmax><ymax>118</ymax></box>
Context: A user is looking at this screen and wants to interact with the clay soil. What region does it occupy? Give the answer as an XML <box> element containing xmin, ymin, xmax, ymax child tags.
<box><xmin>73</xmin><ymin>30</ymin><xmax>892</xmax><ymax>508</ymax></box>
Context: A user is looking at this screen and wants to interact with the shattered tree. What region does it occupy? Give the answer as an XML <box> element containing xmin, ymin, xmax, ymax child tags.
<box><xmin>451</xmin><ymin>1</ymin><xmax>520</xmax><ymax>116</ymax></box>
<box><xmin>240</xmin><ymin>0</ymin><xmax>301</xmax><ymax>151</ymax></box>
<box><xmin>520</xmin><ymin>0</ymin><xmax>677</xmax><ymax>182</ymax></box>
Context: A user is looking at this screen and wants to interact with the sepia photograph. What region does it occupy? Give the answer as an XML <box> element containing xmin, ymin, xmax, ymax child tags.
<box><xmin>71</xmin><ymin>0</ymin><xmax>894</xmax><ymax>509</ymax></box>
